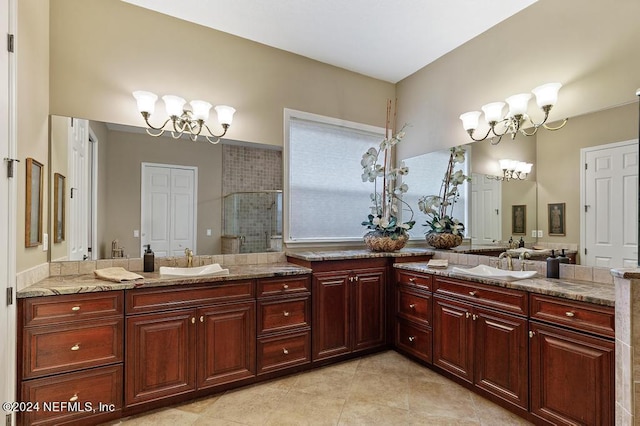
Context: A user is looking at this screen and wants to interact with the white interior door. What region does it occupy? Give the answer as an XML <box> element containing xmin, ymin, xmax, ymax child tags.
<box><xmin>141</xmin><ymin>163</ymin><xmax>197</xmax><ymax>257</ymax></box>
<box><xmin>67</xmin><ymin>118</ymin><xmax>90</xmax><ymax>260</ymax></box>
<box><xmin>583</xmin><ymin>140</ymin><xmax>638</xmax><ymax>268</ymax></box>
<box><xmin>471</xmin><ymin>173</ymin><xmax>502</xmax><ymax>243</ymax></box>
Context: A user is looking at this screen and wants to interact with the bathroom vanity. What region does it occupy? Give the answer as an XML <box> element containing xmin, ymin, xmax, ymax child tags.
<box><xmin>15</xmin><ymin>250</ymin><xmax>615</xmax><ymax>426</ymax></box>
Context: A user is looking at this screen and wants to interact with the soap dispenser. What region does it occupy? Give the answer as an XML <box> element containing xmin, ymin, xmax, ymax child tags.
<box><xmin>518</xmin><ymin>237</ymin><xmax>525</xmax><ymax>248</ymax></box>
<box><xmin>143</xmin><ymin>244</ymin><xmax>155</xmax><ymax>272</ymax></box>
<box><xmin>558</xmin><ymin>249</ymin><xmax>570</xmax><ymax>264</ymax></box>
<box><xmin>546</xmin><ymin>249</ymin><xmax>560</xmax><ymax>278</ymax></box>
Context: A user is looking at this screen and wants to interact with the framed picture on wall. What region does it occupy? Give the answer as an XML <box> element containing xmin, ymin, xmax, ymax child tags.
<box><xmin>25</xmin><ymin>158</ymin><xmax>44</xmax><ymax>247</ymax></box>
<box><xmin>512</xmin><ymin>205</ymin><xmax>526</xmax><ymax>235</ymax></box>
<box><xmin>54</xmin><ymin>173</ymin><xmax>65</xmax><ymax>243</ymax></box>
<box><xmin>548</xmin><ymin>202</ymin><xmax>566</xmax><ymax>236</ymax></box>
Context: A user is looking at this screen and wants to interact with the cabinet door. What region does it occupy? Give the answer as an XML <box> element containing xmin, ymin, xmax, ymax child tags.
<box><xmin>197</xmin><ymin>302</ymin><xmax>256</xmax><ymax>390</ymax></box>
<box><xmin>433</xmin><ymin>296</ymin><xmax>473</xmax><ymax>383</ymax></box>
<box><xmin>351</xmin><ymin>268</ymin><xmax>386</xmax><ymax>352</ymax></box>
<box><xmin>530</xmin><ymin>322</ymin><xmax>614</xmax><ymax>425</ymax></box>
<box><xmin>313</xmin><ymin>272</ymin><xmax>350</xmax><ymax>361</ymax></box>
<box><xmin>125</xmin><ymin>309</ymin><xmax>196</xmax><ymax>407</ymax></box>
<box><xmin>474</xmin><ymin>307</ymin><xmax>528</xmax><ymax>410</ymax></box>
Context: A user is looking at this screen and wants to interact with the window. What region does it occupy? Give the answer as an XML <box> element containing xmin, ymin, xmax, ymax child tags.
<box><xmin>284</xmin><ymin>109</ymin><xmax>385</xmax><ymax>243</ymax></box>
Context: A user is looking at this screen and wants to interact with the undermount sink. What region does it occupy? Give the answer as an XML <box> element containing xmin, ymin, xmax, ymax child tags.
<box><xmin>451</xmin><ymin>265</ymin><xmax>536</xmax><ymax>281</ymax></box>
<box><xmin>159</xmin><ymin>264</ymin><xmax>229</xmax><ymax>278</ymax></box>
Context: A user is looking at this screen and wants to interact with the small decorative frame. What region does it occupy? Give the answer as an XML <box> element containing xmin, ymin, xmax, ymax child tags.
<box><xmin>25</xmin><ymin>158</ymin><xmax>44</xmax><ymax>247</ymax></box>
<box><xmin>511</xmin><ymin>205</ymin><xmax>526</xmax><ymax>235</ymax></box>
<box><xmin>54</xmin><ymin>173</ymin><xmax>66</xmax><ymax>243</ymax></box>
<box><xmin>548</xmin><ymin>202</ymin><xmax>566</xmax><ymax>236</ymax></box>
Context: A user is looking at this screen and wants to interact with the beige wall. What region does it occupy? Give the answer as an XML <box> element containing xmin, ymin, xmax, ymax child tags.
<box><xmin>49</xmin><ymin>0</ymin><xmax>395</xmax><ymax>147</ymax></box>
<box><xmin>17</xmin><ymin>0</ymin><xmax>49</xmax><ymax>272</ymax></box>
<box><xmin>104</xmin><ymin>130</ymin><xmax>223</xmax><ymax>258</ymax></box>
<box><xmin>395</xmin><ymin>0</ymin><xmax>640</xmax><ymax>160</ymax></box>
<box><xmin>536</xmin><ymin>103</ymin><xmax>638</xmax><ymax>250</ymax></box>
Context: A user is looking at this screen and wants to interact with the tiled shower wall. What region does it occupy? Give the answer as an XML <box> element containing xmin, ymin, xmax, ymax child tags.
<box><xmin>222</xmin><ymin>145</ymin><xmax>283</xmax><ymax>253</ymax></box>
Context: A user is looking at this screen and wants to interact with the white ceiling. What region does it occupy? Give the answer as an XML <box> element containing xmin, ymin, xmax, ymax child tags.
<box><xmin>122</xmin><ymin>0</ymin><xmax>537</xmax><ymax>83</ymax></box>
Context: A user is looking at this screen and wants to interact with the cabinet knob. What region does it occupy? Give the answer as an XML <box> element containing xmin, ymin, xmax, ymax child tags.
<box><xmin>283</xmin><ymin>311</ymin><xmax>290</xmax><ymax>317</ymax></box>
<box><xmin>69</xmin><ymin>394</ymin><xmax>78</xmax><ymax>402</ymax></box>
<box><xmin>283</xmin><ymin>284</ymin><xmax>289</xmax><ymax>290</ymax></box>
<box><xmin>472</xmin><ymin>314</ymin><xmax>478</xmax><ymax>321</ymax></box>
<box><xmin>200</xmin><ymin>315</ymin><xmax>204</xmax><ymax>323</ymax></box>
<box><xmin>348</xmin><ymin>277</ymin><xmax>353</xmax><ymax>282</ymax></box>
<box><xmin>354</xmin><ymin>276</ymin><xmax>359</xmax><ymax>282</ymax></box>
<box><xmin>409</xmin><ymin>277</ymin><xmax>416</xmax><ymax>283</ymax></box>
<box><xmin>469</xmin><ymin>291</ymin><xmax>477</xmax><ymax>297</ymax></box>
<box><xmin>409</xmin><ymin>304</ymin><xmax>416</xmax><ymax>309</ymax></box>
<box><xmin>283</xmin><ymin>348</ymin><xmax>289</xmax><ymax>355</ymax></box>
<box><xmin>191</xmin><ymin>317</ymin><xmax>196</xmax><ymax>324</ymax></box>
<box><xmin>71</xmin><ymin>306</ymin><xmax>81</xmax><ymax>312</ymax></box>
<box><xmin>465</xmin><ymin>312</ymin><xmax>471</xmax><ymax>319</ymax></box>
<box><xmin>529</xmin><ymin>331</ymin><xmax>536</xmax><ymax>338</ymax></box>
<box><xmin>565</xmin><ymin>311</ymin><xmax>575</xmax><ymax>317</ymax></box>
<box><xmin>70</xmin><ymin>344</ymin><xmax>80</xmax><ymax>351</ymax></box>
<box><xmin>408</xmin><ymin>336</ymin><xmax>416</xmax><ymax>342</ymax></box>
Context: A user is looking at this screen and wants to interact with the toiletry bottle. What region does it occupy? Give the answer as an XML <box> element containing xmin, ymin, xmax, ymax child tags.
<box><xmin>508</xmin><ymin>236</ymin><xmax>514</xmax><ymax>248</ymax></box>
<box><xmin>144</xmin><ymin>244</ymin><xmax>155</xmax><ymax>272</ymax></box>
<box><xmin>519</xmin><ymin>237</ymin><xmax>525</xmax><ymax>248</ymax></box>
<box><xmin>546</xmin><ymin>249</ymin><xmax>559</xmax><ymax>278</ymax></box>
<box><xmin>558</xmin><ymin>249</ymin><xmax>570</xmax><ymax>264</ymax></box>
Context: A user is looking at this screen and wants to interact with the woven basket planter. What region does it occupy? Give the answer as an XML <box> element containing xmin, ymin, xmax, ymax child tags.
<box><xmin>425</xmin><ymin>232</ymin><xmax>462</xmax><ymax>249</ymax></box>
<box><xmin>363</xmin><ymin>231</ymin><xmax>409</xmax><ymax>252</ymax></box>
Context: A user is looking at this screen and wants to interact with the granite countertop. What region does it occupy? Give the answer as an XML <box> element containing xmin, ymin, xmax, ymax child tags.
<box><xmin>285</xmin><ymin>248</ymin><xmax>434</xmax><ymax>262</ymax></box>
<box><xmin>17</xmin><ymin>263</ymin><xmax>312</xmax><ymax>298</ymax></box>
<box><xmin>395</xmin><ymin>262</ymin><xmax>615</xmax><ymax>307</ymax></box>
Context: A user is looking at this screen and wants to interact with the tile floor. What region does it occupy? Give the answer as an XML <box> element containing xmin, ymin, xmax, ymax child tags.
<box><xmin>104</xmin><ymin>351</ymin><xmax>532</xmax><ymax>425</ymax></box>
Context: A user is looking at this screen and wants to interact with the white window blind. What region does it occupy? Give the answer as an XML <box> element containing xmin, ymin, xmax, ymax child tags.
<box><xmin>286</xmin><ymin>112</ymin><xmax>384</xmax><ymax>242</ymax></box>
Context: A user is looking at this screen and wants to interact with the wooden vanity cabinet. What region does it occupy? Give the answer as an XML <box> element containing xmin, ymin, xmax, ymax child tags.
<box><xmin>125</xmin><ymin>281</ymin><xmax>256</xmax><ymax>408</ymax></box>
<box><xmin>256</xmin><ymin>276</ymin><xmax>312</xmax><ymax>375</ymax></box>
<box><xmin>433</xmin><ymin>276</ymin><xmax>529</xmax><ymax>411</ymax></box>
<box><xmin>529</xmin><ymin>294</ymin><xmax>615</xmax><ymax>425</ymax></box>
<box><xmin>18</xmin><ymin>291</ymin><xmax>124</xmax><ymax>426</ymax></box>
<box><xmin>395</xmin><ymin>270</ymin><xmax>433</xmax><ymax>363</ymax></box>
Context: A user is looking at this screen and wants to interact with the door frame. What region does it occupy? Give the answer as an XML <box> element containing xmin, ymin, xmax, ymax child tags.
<box><xmin>580</xmin><ymin>138</ymin><xmax>638</xmax><ymax>266</ymax></box>
<box><xmin>2</xmin><ymin>0</ymin><xmax>17</xmax><ymax>421</ymax></box>
<box><xmin>88</xmin><ymin>127</ymin><xmax>98</xmax><ymax>260</ymax></box>
<box><xmin>140</xmin><ymin>162</ymin><xmax>198</xmax><ymax>257</ymax></box>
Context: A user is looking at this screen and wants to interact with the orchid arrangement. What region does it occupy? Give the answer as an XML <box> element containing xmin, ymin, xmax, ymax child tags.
<box><xmin>418</xmin><ymin>146</ymin><xmax>470</xmax><ymax>236</ymax></box>
<box><xmin>360</xmin><ymin>123</ymin><xmax>415</xmax><ymax>239</ymax></box>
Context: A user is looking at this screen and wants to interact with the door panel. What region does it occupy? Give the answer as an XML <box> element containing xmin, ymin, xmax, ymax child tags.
<box><xmin>351</xmin><ymin>268</ymin><xmax>385</xmax><ymax>352</ymax></box>
<box><xmin>68</xmin><ymin>118</ymin><xmax>89</xmax><ymax>260</ymax></box>
<box><xmin>433</xmin><ymin>297</ymin><xmax>473</xmax><ymax>383</ymax></box>
<box><xmin>312</xmin><ymin>272</ymin><xmax>350</xmax><ymax>361</ymax></box>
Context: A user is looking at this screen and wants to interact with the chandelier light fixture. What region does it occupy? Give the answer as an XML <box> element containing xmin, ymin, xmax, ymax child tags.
<box><xmin>133</xmin><ymin>91</ymin><xmax>236</xmax><ymax>144</ymax></box>
<box><xmin>490</xmin><ymin>159</ymin><xmax>533</xmax><ymax>181</ymax></box>
<box><xmin>459</xmin><ymin>83</ymin><xmax>568</xmax><ymax>145</ymax></box>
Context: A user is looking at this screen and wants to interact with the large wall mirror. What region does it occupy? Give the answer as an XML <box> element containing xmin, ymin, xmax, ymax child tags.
<box><xmin>401</xmin><ymin>137</ymin><xmax>537</xmax><ymax>247</ymax></box>
<box><xmin>48</xmin><ymin>115</ymin><xmax>283</xmax><ymax>262</ymax></box>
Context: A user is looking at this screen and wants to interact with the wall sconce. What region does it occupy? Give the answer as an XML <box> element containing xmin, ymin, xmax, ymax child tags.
<box><xmin>459</xmin><ymin>83</ymin><xmax>568</xmax><ymax>145</ymax></box>
<box><xmin>491</xmin><ymin>159</ymin><xmax>533</xmax><ymax>181</ymax></box>
<box><xmin>133</xmin><ymin>91</ymin><xmax>236</xmax><ymax>144</ymax></box>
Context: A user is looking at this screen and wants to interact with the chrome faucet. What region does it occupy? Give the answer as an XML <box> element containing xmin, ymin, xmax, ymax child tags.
<box><xmin>518</xmin><ymin>252</ymin><xmax>531</xmax><ymax>271</ymax></box>
<box><xmin>185</xmin><ymin>248</ymin><xmax>194</xmax><ymax>267</ymax></box>
<box><xmin>498</xmin><ymin>252</ymin><xmax>513</xmax><ymax>271</ymax></box>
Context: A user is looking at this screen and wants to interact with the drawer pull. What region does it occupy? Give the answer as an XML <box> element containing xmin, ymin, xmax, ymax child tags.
<box><xmin>70</xmin><ymin>344</ymin><xmax>80</xmax><ymax>351</ymax></box>
<box><xmin>283</xmin><ymin>348</ymin><xmax>289</xmax><ymax>355</ymax></box>
<box><xmin>409</xmin><ymin>304</ymin><xmax>416</xmax><ymax>309</ymax></box>
<box><xmin>565</xmin><ymin>311</ymin><xmax>575</xmax><ymax>317</ymax></box>
<box><xmin>469</xmin><ymin>291</ymin><xmax>477</xmax><ymax>297</ymax></box>
<box><xmin>71</xmin><ymin>306</ymin><xmax>81</xmax><ymax>312</ymax></box>
<box><xmin>283</xmin><ymin>311</ymin><xmax>290</xmax><ymax>317</ymax></box>
<box><xmin>69</xmin><ymin>394</ymin><xmax>78</xmax><ymax>402</ymax></box>
<box><xmin>408</xmin><ymin>336</ymin><xmax>416</xmax><ymax>342</ymax></box>
<box><xmin>409</xmin><ymin>277</ymin><xmax>416</xmax><ymax>283</ymax></box>
<box><xmin>283</xmin><ymin>284</ymin><xmax>289</xmax><ymax>290</ymax></box>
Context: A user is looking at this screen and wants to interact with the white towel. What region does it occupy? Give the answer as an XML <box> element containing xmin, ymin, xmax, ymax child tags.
<box><xmin>94</xmin><ymin>267</ymin><xmax>144</xmax><ymax>282</ymax></box>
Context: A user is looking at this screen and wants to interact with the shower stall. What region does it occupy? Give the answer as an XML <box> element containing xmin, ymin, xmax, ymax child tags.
<box><xmin>222</xmin><ymin>190</ymin><xmax>283</xmax><ymax>254</ymax></box>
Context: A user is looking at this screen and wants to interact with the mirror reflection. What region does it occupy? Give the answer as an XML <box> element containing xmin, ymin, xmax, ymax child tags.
<box><xmin>48</xmin><ymin>116</ymin><xmax>283</xmax><ymax>261</ymax></box>
<box><xmin>402</xmin><ymin>137</ymin><xmax>537</xmax><ymax>246</ymax></box>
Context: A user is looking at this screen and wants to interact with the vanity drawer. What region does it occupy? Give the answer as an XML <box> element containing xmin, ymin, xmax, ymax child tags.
<box><xmin>257</xmin><ymin>276</ymin><xmax>310</xmax><ymax>298</ymax></box>
<box><xmin>434</xmin><ymin>277</ymin><xmax>527</xmax><ymax>316</ymax></box>
<box><xmin>257</xmin><ymin>297</ymin><xmax>310</xmax><ymax>335</ymax></box>
<box><xmin>20</xmin><ymin>364</ymin><xmax>122</xmax><ymax>426</ymax></box>
<box><xmin>23</xmin><ymin>318</ymin><xmax>124</xmax><ymax>379</ymax></box>
<box><xmin>126</xmin><ymin>280</ymin><xmax>255</xmax><ymax>314</ymax></box>
<box><xmin>23</xmin><ymin>291</ymin><xmax>124</xmax><ymax>327</ymax></box>
<box><xmin>397</xmin><ymin>270</ymin><xmax>432</xmax><ymax>291</ymax></box>
<box><xmin>530</xmin><ymin>294</ymin><xmax>615</xmax><ymax>338</ymax></box>
<box><xmin>397</xmin><ymin>287</ymin><xmax>431</xmax><ymax>326</ymax></box>
<box><xmin>257</xmin><ymin>329</ymin><xmax>311</xmax><ymax>374</ymax></box>
<box><xmin>396</xmin><ymin>318</ymin><xmax>432</xmax><ymax>364</ymax></box>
